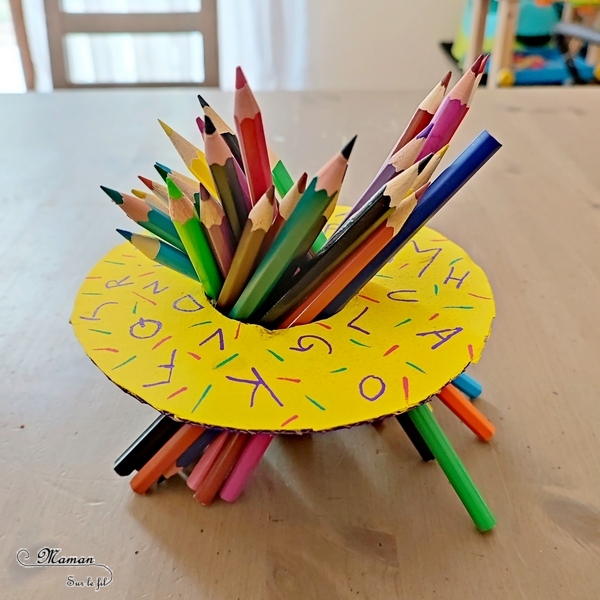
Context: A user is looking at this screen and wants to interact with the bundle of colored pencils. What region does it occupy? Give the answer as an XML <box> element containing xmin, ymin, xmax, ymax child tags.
<box><xmin>107</xmin><ymin>60</ymin><xmax>502</xmax><ymax>504</ymax></box>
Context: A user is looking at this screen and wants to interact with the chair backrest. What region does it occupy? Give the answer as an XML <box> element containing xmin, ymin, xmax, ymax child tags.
<box><xmin>44</xmin><ymin>0</ymin><xmax>219</xmax><ymax>88</ymax></box>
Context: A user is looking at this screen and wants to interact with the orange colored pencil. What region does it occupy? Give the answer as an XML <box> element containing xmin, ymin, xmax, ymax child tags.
<box><xmin>187</xmin><ymin>431</ymin><xmax>230</xmax><ymax>491</ymax></box>
<box><xmin>234</xmin><ymin>67</ymin><xmax>273</xmax><ymax>205</ymax></box>
<box><xmin>130</xmin><ymin>424</ymin><xmax>204</xmax><ymax>494</ymax></box>
<box><xmin>194</xmin><ymin>432</ymin><xmax>248</xmax><ymax>505</ymax></box>
<box><xmin>280</xmin><ymin>188</ymin><xmax>423</xmax><ymax>328</ymax></box>
<box><xmin>436</xmin><ymin>384</ymin><xmax>495</xmax><ymax>441</ymax></box>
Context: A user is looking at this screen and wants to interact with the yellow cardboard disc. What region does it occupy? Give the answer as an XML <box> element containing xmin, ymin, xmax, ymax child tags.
<box><xmin>71</xmin><ymin>209</ymin><xmax>495</xmax><ymax>433</ymax></box>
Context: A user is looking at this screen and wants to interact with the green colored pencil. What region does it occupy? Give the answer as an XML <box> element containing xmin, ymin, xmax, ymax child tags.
<box><xmin>229</xmin><ymin>137</ymin><xmax>356</xmax><ymax>321</ymax></box>
<box><xmin>116</xmin><ymin>229</ymin><xmax>199</xmax><ymax>281</ymax></box>
<box><xmin>100</xmin><ymin>186</ymin><xmax>185</xmax><ymax>252</ymax></box>
<box><xmin>166</xmin><ymin>177</ymin><xmax>223</xmax><ymax>299</ymax></box>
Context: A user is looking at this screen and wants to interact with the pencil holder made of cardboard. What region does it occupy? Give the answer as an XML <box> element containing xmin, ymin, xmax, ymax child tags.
<box><xmin>71</xmin><ymin>208</ymin><xmax>495</xmax><ymax>433</ymax></box>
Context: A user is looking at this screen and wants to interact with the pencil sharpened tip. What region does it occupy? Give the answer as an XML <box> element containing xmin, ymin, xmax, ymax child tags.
<box><xmin>417</xmin><ymin>152</ymin><xmax>435</xmax><ymax>172</ymax></box>
<box><xmin>297</xmin><ymin>172</ymin><xmax>308</xmax><ymax>194</ymax></box>
<box><xmin>235</xmin><ymin>66</ymin><xmax>247</xmax><ymax>89</ymax></box>
<box><xmin>116</xmin><ymin>229</ymin><xmax>133</xmax><ymax>241</ymax></box>
<box><xmin>266</xmin><ymin>185</ymin><xmax>275</xmax><ymax>201</ymax></box>
<box><xmin>441</xmin><ymin>70</ymin><xmax>452</xmax><ymax>88</ymax></box>
<box><xmin>157</xmin><ymin>119</ymin><xmax>172</xmax><ymax>136</ymax></box>
<box><xmin>470</xmin><ymin>54</ymin><xmax>485</xmax><ymax>75</ymax></box>
<box><xmin>100</xmin><ymin>185</ymin><xmax>123</xmax><ymax>204</ymax></box>
<box><xmin>197</xmin><ymin>94</ymin><xmax>209</xmax><ymax>108</ymax></box>
<box><xmin>138</xmin><ymin>175</ymin><xmax>154</xmax><ymax>189</ymax></box>
<box><xmin>166</xmin><ymin>177</ymin><xmax>183</xmax><ymax>199</ymax></box>
<box><xmin>131</xmin><ymin>188</ymin><xmax>146</xmax><ymax>199</ymax></box>
<box><xmin>154</xmin><ymin>163</ymin><xmax>170</xmax><ymax>181</ymax></box>
<box><xmin>438</xmin><ymin>144</ymin><xmax>450</xmax><ymax>158</ymax></box>
<box><xmin>196</xmin><ymin>116</ymin><xmax>205</xmax><ymax>135</ymax></box>
<box><xmin>415</xmin><ymin>182</ymin><xmax>430</xmax><ymax>201</ymax></box>
<box><xmin>478</xmin><ymin>54</ymin><xmax>490</xmax><ymax>74</ymax></box>
<box><xmin>341</xmin><ymin>135</ymin><xmax>357</xmax><ymax>160</ymax></box>
<box><xmin>204</xmin><ymin>115</ymin><xmax>216</xmax><ymax>135</ymax></box>
<box><xmin>199</xmin><ymin>184</ymin><xmax>211</xmax><ymax>202</ymax></box>
<box><xmin>416</xmin><ymin>122</ymin><xmax>434</xmax><ymax>139</ymax></box>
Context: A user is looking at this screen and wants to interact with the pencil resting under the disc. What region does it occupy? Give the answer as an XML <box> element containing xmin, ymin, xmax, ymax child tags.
<box><xmin>117</xmin><ymin>229</ymin><xmax>199</xmax><ymax>281</ymax></box>
<box><xmin>157</xmin><ymin>118</ymin><xmax>218</xmax><ymax>197</ymax></box>
<box><xmin>217</xmin><ymin>186</ymin><xmax>275</xmax><ymax>311</ymax></box>
<box><xmin>167</xmin><ymin>177</ymin><xmax>223</xmax><ymax>299</ymax></box>
<box><xmin>229</xmin><ymin>136</ymin><xmax>356</xmax><ymax>321</ymax></box>
<box><xmin>234</xmin><ymin>67</ymin><xmax>273</xmax><ymax>204</ymax></box>
<box><xmin>100</xmin><ymin>186</ymin><xmax>185</xmax><ymax>252</ymax></box>
<box><xmin>199</xmin><ymin>185</ymin><xmax>235</xmax><ymax>278</ymax></box>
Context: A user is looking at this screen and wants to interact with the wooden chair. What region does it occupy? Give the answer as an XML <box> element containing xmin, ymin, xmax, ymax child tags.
<box><xmin>43</xmin><ymin>0</ymin><xmax>219</xmax><ymax>88</ymax></box>
<box><xmin>7</xmin><ymin>0</ymin><xmax>35</xmax><ymax>90</ymax></box>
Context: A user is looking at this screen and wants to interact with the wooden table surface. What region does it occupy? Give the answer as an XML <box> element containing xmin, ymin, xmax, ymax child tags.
<box><xmin>2</xmin><ymin>87</ymin><xmax>600</xmax><ymax>599</ymax></box>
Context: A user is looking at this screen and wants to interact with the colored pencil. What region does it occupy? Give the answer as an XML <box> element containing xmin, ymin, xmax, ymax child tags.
<box><xmin>199</xmin><ymin>185</ymin><xmax>235</xmax><ymax>278</ymax></box>
<box><xmin>130</xmin><ymin>424</ymin><xmax>205</xmax><ymax>494</ymax></box>
<box><xmin>163</xmin><ymin>428</ymin><xmax>222</xmax><ymax>478</ymax></box>
<box><xmin>198</xmin><ymin>94</ymin><xmax>244</xmax><ymax>168</ymax></box>
<box><xmin>204</xmin><ymin>115</ymin><xmax>250</xmax><ymax>242</ymax></box>
<box><xmin>408</xmin><ymin>404</ymin><xmax>496</xmax><ymax>532</ymax></box>
<box><xmin>260</xmin><ymin>158</ymin><xmax>430</xmax><ymax>325</ymax></box>
<box><xmin>194</xmin><ymin>432</ymin><xmax>248</xmax><ymax>505</ymax></box>
<box><xmin>114</xmin><ymin>415</ymin><xmax>183</xmax><ymax>476</ymax></box>
<box><xmin>196</xmin><ymin>115</ymin><xmax>205</xmax><ymax>137</ymax></box>
<box><xmin>452</xmin><ymin>372</ymin><xmax>483</xmax><ymax>400</ymax></box>
<box><xmin>117</xmin><ymin>229</ymin><xmax>199</xmax><ymax>281</ymax></box>
<box><xmin>268</xmin><ymin>147</ymin><xmax>294</xmax><ymax>199</ymax></box>
<box><xmin>416</xmin><ymin>55</ymin><xmax>487</xmax><ymax>161</ymax></box>
<box><xmin>155</xmin><ymin>162</ymin><xmax>199</xmax><ymax>192</ymax></box>
<box><xmin>220</xmin><ymin>433</ymin><xmax>273</xmax><ymax>502</ymax></box>
<box><xmin>234</xmin><ymin>67</ymin><xmax>273</xmax><ymax>204</ymax></box>
<box><xmin>167</xmin><ymin>177</ymin><xmax>223</xmax><ymax>299</ymax></box>
<box><xmin>320</xmin><ymin>130</ymin><xmax>502</xmax><ymax>317</ymax></box>
<box><xmin>138</xmin><ymin>175</ymin><xmax>170</xmax><ymax>206</ymax></box>
<box><xmin>131</xmin><ymin>187</ymin><xmax>169</xmax><ymax>214</ymax></box>
<box><xmin>280</xmin><ymin>188</ymin><xmax>422</xmax><ymax>328</ymax></box>
<box><xmin>395</xmin><ymin>413</ymin><xmax>435</xmax><ymax>462</ymax></box>
<box><xmin>229</xmin><ymin>137</ymin><xmax>356</xmax><ymax>321</ymax></box>
<box><xmin>100</xmin><ymin>186</ymin><xmax>185</xmax><ymax>252</ymax></box>
<box><xmin>348</xmin><ymin>121</ymin><xmax>433</xmax><ymax>217</ymax></box>
<box><xmin>411</xmin><ymin>144</ymin><xmax>449</xmax><ymax>191</ymax></box>
<box><xmin>167</xmin><ymin>170</ymin><xmax>201</xmax><ymax>213</ymax></box>
<box><xmin>187</xmin><ymin>431</ymin><xmax>229</xmax><ymax>491</ymax></box>
<box><xmin>157</xmin><ymin>119</ymin><xmax>218</xmax><ymax>197</ymax></box>
<box><xmin>217</xmin><ymin>187</ymin><xmax>276</xmax><ymax>311</ymax></box>
<box><xmin>436</xmin><ymin>384</ymin><xmax>495</xmax><ymax>441</ymax></box>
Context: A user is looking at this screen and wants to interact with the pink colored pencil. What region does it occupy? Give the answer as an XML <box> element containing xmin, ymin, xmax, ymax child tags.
<box><xmin>196</xmin><ymin>116</ymin><xmax>205</xmax><ymax>137</ymax></box>
<box><xmin>219</xmin><ymin>433</ymin><xmax>274</xmax><ymax>502</ymax></box>
<box><xmin>416</xmin><ymin>55</ymin><xmax>488</xmax><ymax>161</ymax></box>
<box><xmin>187</xmin><ymin>431</ymin><xmax>229</xmax><ymax>491</ymax></box>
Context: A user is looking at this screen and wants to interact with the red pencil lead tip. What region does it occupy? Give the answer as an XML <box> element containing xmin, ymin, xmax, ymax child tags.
<box><xmin>478</xmin><ymin>54</ymin><xmax>490</xmax><ymax>75</ymax></box>
<box><xmin>415</xmin><ymin>182</ymin><xmax>430</xmax><ymax>201</ymax></box>
<box><xmin>196</xmin><ymin>116</ymin><xmax>205</xmax><ymax>135</ymax></box>
<box><xmin>470</xmin><ymin>54</ymin><xmax>484</xmax><ymax>74</ymax></box>
<box><xmin>235</xmin><ymin>66</ymin><xmax>247</xmax><ymax>90</ymax></box>
<box><xmin>441</xmin><ymin>71</ymin><xmax>452</xmax><ymax>88</ymax></box>
<box><xmin>297</xmin><ymin>172</ymin><xmax>308</xmax><ymax>193</ymax></box>
<box><xmin>138</xmin><ymin>175</ymin><xmax>153</xmax><ymax>189</ymax></box>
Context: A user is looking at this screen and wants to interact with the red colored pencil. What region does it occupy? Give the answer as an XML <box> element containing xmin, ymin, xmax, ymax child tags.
<box><xmin>234</xmin><ymin>67</ymin><xmax>273</xmax><ymax>205</ymax></box>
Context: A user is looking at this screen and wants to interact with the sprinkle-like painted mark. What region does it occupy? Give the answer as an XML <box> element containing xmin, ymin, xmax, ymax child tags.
<box><xmin>402</xmin><ymin>376</ymin><xmax>409</xmax><ymax>401</ymax></box>
<box><xmin>331</xmin><ymin>367</ymin><xmax>347</xmax><ymax>373</ymax></box>
<box><xmin>305</xmin><ymin>396</ymin><xmax>326</xmax><ymax>411</ymax></box>
<box><xmin>112</xmin><ymin>355</ymin><xmax>137</xmax><ymax>370</ymax></box>
<box><xmin>449</xmin><ymin>257</ymin><xmax>463</xmax><ymax>266</ymax></box>
<box><xmin>406</xmin><ymin>361</ymin><xmax>426</xmax><ymax>374</ymax></box>
<box><xmin>384</xmin><ymin>344</ymin><xmax>399</xmax><ymax>356</ymax></box>
<box><xmin>189</xmin><ymin>320</ymin><xmax>212</xmax><ymax>328</ymax></box>
<box><xmin>429</xmin><ymin>238</ymin><xmax>448</xmax><ymax>242</ymax></box>
<box><xmin>85</xmin><ymin>276</ymin><xmax>102</xmax><ymax>280</ymax></box>
<box><xmin>429</xmin><ymin>313</ymin><xmax>440</xmax><ymax>320</ymax></box>
<box><xmin>188</xmin><ymin>352</ymin><xmax>201</xmax><ymax>360</ymax></box>
<box><xmin>93</xmin><ymin>347</ymin><xmax>119</xmax><ymax>353</ymax></box>
<box><xmin>375</xmin><ymin>274</ymin><xmax>393</xmax><ymax>279</ymax></box>
<box><xmin>399</xmin><ymin>263</ymin><xmax>409</xmax><ymax>270</ymax></box>
<box><xmin>277</xmin><ymin>377</ymin><xmax>301</xmax><ymax>383</ymax></box>
<box><xmin>468</xmin><ymin>344</ymin><xmax>474</xmax><ymax>360</ymax></box>
<box><xmin>88</xmin><ymin>328</ymin><xmax>112</xmax><ymax>335</ymax></box>
<box><xmin>82</xmin><ymin>292</ymin><xmax>102</xmax><ymax>296</ymax></box>
<box><xmin>167</xmin><ymin>386</ymin><xmax>187</xmax><ymax>400</ymax></box>
<box><xmin>280</xmin><ymin>415</ymin><xmax>299</xmax><ymax>428</ymax></box>
<box><xmin>395</xmin><ymin>318</ymin><xmax>412</xmax><ymax>327</ymax></box>
<box><xmin>444</xmin><ymin>305</ymin><xmax>474</xmax><ymax>310</ymax></box>
<box><xmin>192</xmin><ymin>384</ymin><xmax>213</xmax><ymax>412</ymax></box>
<box><xmin>133</xmin><ymin>291</ymin><xmax>157</xmax><ymax>306</ymax></box>
<box><xmin>132</xmin><ymin>302</ymin><xmax>137</xmax><ymax>314</ymax></box>
<box><xmin>358</xmin><ymin>294</ymin><xmax>379</xmax><ymax>304</ymax></box>
<box><xmin>215</xmin><ymin>353</ymin><xmax>239</xmax><ymax>369</ymax></box>
<box><xmin>104</xmin><ymin>260</ymin><xmax>125</xmax><ymax>266</ymax></box>
<box><xmin>152</xmin><ymin>336</ymin><xmax>172</xmax><ymax>350</ymax></box>
<box><xmin>349</xmin><ymin>339</ymin><xmax>371</xmax><ymax>348</ymax></box>
<box><xmin>434</xmin><ymin>284</ymin><xmax>439</xmax><ymax>295</ymax></box>
<box><xmin>316</xmin><ymin>322</ymin><xmax>332</xmax><ymax>330</ymax></box>
<box><xmin>468</xmin><ymin>292</ymin><xmax>492</xmax><ymax>300</ymax></box>
<box><xmin>138</xmin><ymin>271</ymin><xmax>155</xmax><ymax>277</ymax></box>
<box><xmin>122</xmin><ymin>254</ymin><xmax>137</xmax><ymax>258</ymax></box>
<box><xmin>234</xmin><ymin>322</ymin><xmax>241</xmax><ymax>339</ymax></box>
<box><xmin>267</xmin><ymin>349</ymin><xmax>284</xmax><ymax>362</ymax></box>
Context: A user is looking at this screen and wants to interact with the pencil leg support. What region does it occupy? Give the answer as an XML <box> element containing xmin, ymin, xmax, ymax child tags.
<box><xmin>408</xmin><ymin>404</ymin><xmax>496</xmax><ymax>532</ymax></box>
<box><xmin>452</xmin><ymin>372</ymin><xmax>483</xmax><ymax>400</ymax></box>
<box><xmin>395</xmin><ymin>412</ymin><xmax>435</xmax><ymax>462</ymax></box>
